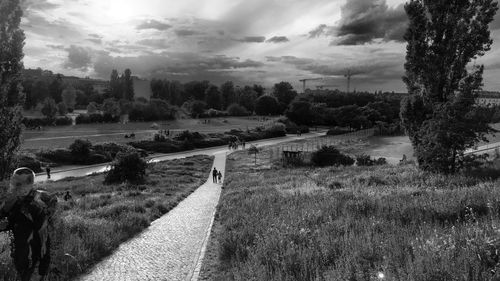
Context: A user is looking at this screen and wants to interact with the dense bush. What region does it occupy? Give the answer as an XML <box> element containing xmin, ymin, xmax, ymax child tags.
<box><xmin>69</xmin><ymin>139</ymin><xmax>92</xmax><ymax>158</ymax></box>
<box><xmin>326</xmin><ymin>126</ymin><xmax>352</xmax><ymax>136</ymax></box>
<box><xmin>311</xmin><ymin>146</ymin><xmax>355</xmax><ymax>167</ymax></box>
<box><xmin>129</xmin><ymin>126</ymin><xmax>286</xmax><ymax>154</ymax></box>
<box><xmin>14</xmin><ymin>155</ymin><xmax>42</xmax><ymax>173</ymax></box>
<box><xmin>22</xmin><ymin>117</ymin><xmax>72</xmax><ymax>127</ymax></box>
<box><xmin>174</xmin><ymin>130</ymin><xmax>205</xmax><ymax>141</ymax></box>
<box><xmin>75</xmin><ymin>113</ymin><xmax>120</xmax><ymax>124</ymax></box>
<box><xmin>227</xmin><ymin>103</ymin><xmax>250</xmax><ymax>116</ymax></box>
<box><xmin>355</xmin><ymin>154</ymin><xmax>387</xmax><ymax>166</ymax></box>
<box><xmin>104</xmin><ymin>152</ymin><xmax>147</xmax><ymax>184</ymax></box>
<box><xmin>37</xmin><ymin>140</ymin><xmax>143</xmax><ymax>166</ymax></box>
<box><xmin>263</xmin><ymin>123</ymin><xmax>287</xmax><ymax>138</ymax></box>
<box><xmin>54</xmin><ymin>116</ymin><xmax>72</xmax><ymax>126</ymax></box>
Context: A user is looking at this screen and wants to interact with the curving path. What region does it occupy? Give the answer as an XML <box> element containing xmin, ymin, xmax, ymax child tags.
<box><xmin>34</xmin><ymin>131</ymin><xmax>326</xmax><ymax>183</ymax></box>
<box><xmin>74</xmin><ymin>132</ymin><xmax>327</xmax><ymax>281</ymax></box>
<box><xmin>77</xmin><ymin>152</ymin><xmax>226</xmax><ymax>281</ymax></box>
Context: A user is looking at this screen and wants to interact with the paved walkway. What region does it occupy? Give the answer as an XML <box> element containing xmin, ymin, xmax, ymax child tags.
<box><xmin>77</xmin><ymin>152</ymin><xmax>227</xmax><ymax>281</ymax></box>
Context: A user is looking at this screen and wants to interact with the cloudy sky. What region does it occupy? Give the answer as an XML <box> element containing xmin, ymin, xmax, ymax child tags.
<box><xmin>20</xmin><ymin>0</ymin><xmax>500</xmax><ymax>92</ymax></box>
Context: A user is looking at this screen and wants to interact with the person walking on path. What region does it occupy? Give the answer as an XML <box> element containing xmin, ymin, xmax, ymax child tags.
<box><xmin>212</xmin><ymin>167</ymin><xmax>218</xmax><ymax>183</ymax></box>
<box><xmin>217</xmin><ymin>171</ymin><xmax>222</xmax><ymax>184</ymax></box>
<box><xmin>45</xmin><ymin>166</ymin><xmax>51</xmax><ymax>179</ymax></box>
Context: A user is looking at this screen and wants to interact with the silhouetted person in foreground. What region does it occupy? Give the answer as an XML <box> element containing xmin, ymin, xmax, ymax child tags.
<box><xmin>0</xmin><ymin>168</ymin><xmax>57</xmax><ymax>281</ymax></box>
<box><xmin>212</xmin><ymin>167</ymin><xmax>218</xmax><ymax>183</ymax></box>
<box><xmin>45</xmin><ymin>166</ymin><xmax>51</xmax><ymax>179</ymax></box>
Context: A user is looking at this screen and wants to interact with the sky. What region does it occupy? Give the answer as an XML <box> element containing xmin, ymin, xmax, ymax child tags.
<box><xmin>19</xmin><ymin>0</ymin><xmax>500</xmax><ymax>92</ymax></box>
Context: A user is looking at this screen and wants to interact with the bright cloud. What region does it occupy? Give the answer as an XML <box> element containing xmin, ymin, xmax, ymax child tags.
<box><xmin>19</xmin><ymin>0</ymin><xmax>500</xmax><ymax>92</ymax></box>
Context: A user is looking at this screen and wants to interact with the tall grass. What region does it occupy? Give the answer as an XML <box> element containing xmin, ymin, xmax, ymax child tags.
<box><xmin>0</xmin><ymin>155</ymin><xmax>213</xmax><ymax>281</ymax></box>
<box><xmin>201</xmin><ymin>148</ymin><xmax>500</xmax><ymax>281</ymax></box>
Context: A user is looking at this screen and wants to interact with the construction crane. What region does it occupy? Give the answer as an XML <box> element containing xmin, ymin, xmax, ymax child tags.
<box><xmin>344</xmin><ymin>69</ymin><xmax>362</xmax><ymax>93</ymax></box>
<box><xmin>299</xmin><ymin>77</ymin><xmax>323</xmax><ymax>92</ymax></box>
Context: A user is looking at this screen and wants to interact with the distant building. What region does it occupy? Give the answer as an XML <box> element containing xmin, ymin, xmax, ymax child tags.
<box><xmin>132</xmin><ymin>76</ymin><xmax>152</xmax><ymax>100</ymax></box>
<box><xmin>476</xmin><ymin>91</ymin><xmax>500</xmax><ymax>107</ymax></box>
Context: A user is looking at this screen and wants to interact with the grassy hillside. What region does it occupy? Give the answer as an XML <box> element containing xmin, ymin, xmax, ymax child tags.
<box><xmin>0</xmin><ymin>155</ymin><xmax>213</xmax><ymax>281</ymax></box>
<box><xmin>200</xmin><ymin>147</ymin><xmax>500</xmax><ymax>280</ymax></box>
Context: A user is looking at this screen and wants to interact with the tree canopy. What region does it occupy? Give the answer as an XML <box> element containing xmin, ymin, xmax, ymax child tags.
<box><xmin>401</xmin><ymin>0</ymin><xmax>498</xmax><ymax>173</ymax></box>
<box><xmin>0</xmin><ymin>0</ymin><xmax>25</xmax><ymax>179</ymax></box>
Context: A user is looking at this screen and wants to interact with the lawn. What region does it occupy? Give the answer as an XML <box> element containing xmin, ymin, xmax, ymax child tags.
<box><xmin>20</xmin><ymin>116</ymin><xmax>278</xmax><ymax>153</ymax></box>
<box><xmin>0</xmin><ymin>154</ymin><xmax>214</xmax><ymax>281</ymax></box>
<box><xmin>199</xmin><ymin>142</ymin><xmax>500</xmax><ymax>280</ymax></box>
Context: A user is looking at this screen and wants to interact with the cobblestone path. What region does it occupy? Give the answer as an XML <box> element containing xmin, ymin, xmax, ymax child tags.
<box><xmin>77</xmin><ymin>152</ymin><xmax>227</xmax><ymax>281</ymax></box>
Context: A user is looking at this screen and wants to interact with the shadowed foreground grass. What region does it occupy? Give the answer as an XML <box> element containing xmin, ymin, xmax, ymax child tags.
<box><xmin>0</xmin><ymin>155</ymin><xmax>213</xmax><ymax>281</ymax></box>
<box><xmin>200</xmin><ymin>148</ymin><xmax>500</xmax><ymax>281</ymax></box>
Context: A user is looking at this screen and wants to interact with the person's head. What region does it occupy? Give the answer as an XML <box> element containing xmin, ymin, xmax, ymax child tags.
<box><xmin>9</xmin><ymin>168</ymin><xmax>35</xmax><ymax>196</ymax></box>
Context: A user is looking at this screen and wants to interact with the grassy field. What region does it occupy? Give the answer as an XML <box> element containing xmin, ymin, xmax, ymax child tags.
<box><xmin>200</xmin><ymin>141</ymin><xmax>500</xmax><ymax>280</ymax></box>
<box><xmin>0</xmin><ymin>154</ymin><xmax>213</xmax><ymax>281</ymax></box>
<box><xmin>20</xmin><ymin>116</ymin><xmax>277</xmax><ymax>153</ymax></box>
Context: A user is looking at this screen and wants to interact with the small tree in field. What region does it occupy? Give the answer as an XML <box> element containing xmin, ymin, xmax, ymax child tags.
<box><xmin>0</xmin><ymin>0</ymin><xmax>24</xmax><ymax>179</ymax></box>
<box><xmin>105</xmin><ymin>151</ymin><xmax>146</xmax><ymax>184</ymax></box>
<box><xmin>401</xmin><ymin>0</ymin><xmax>498</xmax><ymax>173</ymax></box>
<box><xmin>248</xmin><ymin>145</ymin><xmax>259</xmax><ymax>165</ymax></box>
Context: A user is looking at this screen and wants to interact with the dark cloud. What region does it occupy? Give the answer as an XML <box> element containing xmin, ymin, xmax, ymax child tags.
<box><xmin>335</xmin><ymin>0</ymin><xmax>407</xmax><ymax>45</ymax></box>
<box><xmin>92</xmin><ymin>52</ymin><xmax>263</xmax><ymax>81</ymax></box>
<box><xmin>136</xmin><ymin>39</ymin><xmax>169</xmax><ymax>49</ymax></box>
<box><xmin>237</xmin><ymin>36</ymin><xmax>266</xmax><ymax>43</ymax></box>
<box><xmin>136</xmin><ymin>20</ymin><xmax>172</xmax><ymax>31</ymax></box>
<box><xmin>87</xmin><ymin>38</ymin><xmax>102</xmax><ymax>44</ymax></box>
<box><xmin>217</xmin><ymin>30</ymin><xmax>225</xmax><ymax>36</ymax></box>
<box><xmin>65</xmin><ymin>45</ymin><xmax>92</xmax><ymax>70</ymax></box>
<box><xmin>174</xmin><ymin>29</ymin><xmax>201</xmax><ymax>36</ymax></box>
<box><xmin>308</xmin><ymin>24</ymin><xmax>329</xmax><ymax>38</ymax></box>
<box><xmin>266</xmin><ymin>36</ymin><xmax>289</xmax><ymax>43</ymax></box>
<box><xmin>88</xmin><ymin>33</ymin><xmax>102</xmax><ymax>39</ymax></box>
<box><xmin>22</xmin><ymin>14</ymin><xmax>83</xmax><ymax>40</ymax></box>
<box><xmin>46</xmin><ymin>44</ymin><xmax>65</xmax><ymax>50</ymax></box>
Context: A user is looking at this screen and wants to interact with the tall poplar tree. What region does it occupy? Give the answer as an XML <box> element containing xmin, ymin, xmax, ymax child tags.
<box><xmin>0</xmin><ymin>0</ymin><xmax>25</xmax><ymax>179</ymax></box>
<box><xmin>401</xmin><ymin>0</ymin><xmax>498</xmax><ymax>173</ymax></box>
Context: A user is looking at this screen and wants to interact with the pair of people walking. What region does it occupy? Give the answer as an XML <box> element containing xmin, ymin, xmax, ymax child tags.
<box><xmin>212</xmin><ymin>167</ymin><xmax>222</xmax><ymax>183</ymax></box>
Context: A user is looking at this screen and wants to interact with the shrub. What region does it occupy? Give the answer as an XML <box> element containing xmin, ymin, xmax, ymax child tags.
<box><xmin>69</xmin><ymin>139</ymin><xmax>92</xmax><ymax>158</ymax></box>
<box><xmin>14</xmin><ymin>154</ymin><xmax>42</xmax><ymax>173</ymax></box>
<box><xmin>227</xmin><ymin>103</ymin><xmax>250</xmax><ymax>116</ymax></box>
<box><xmin>356</xmin><ymin>154</ymin><xmax>388</xmax><ymax>166</ymax></box>
<box><xmin>36</xmin><ymin>149</ymin><xmax>74</xmax><ymax>164</ymax></box>
<box><xmin>356</xmin><ymin>154</ymin><xmax>374</xmax><ymax>166</ymax></box>
<box><xmin>104</xmin><ymin>151</ymin><xmax>147</xmax><ymax>184</ymax></box>
<box><xmin>326</xmin><ymin>126</ymin><xmax>352</xmax><ymax>136</ymax></box>
<box><xmin>311</xmin><ymin>146</ymin><xmax>354</xmax><ymax>167</ymax></box>
<box><xmin>263</xmin><ymin>123</ymin><xmax>286</xmax><ymax>138</ymax></box>
<box><xmin>54</xmin><ymin>116</ymin><xmax>72</xmax><ymax>126</ymax></box>
<box><xmin>174</xmin><ymin>130</ymin><xmax>204</xmax><ymax>141</ymax></box>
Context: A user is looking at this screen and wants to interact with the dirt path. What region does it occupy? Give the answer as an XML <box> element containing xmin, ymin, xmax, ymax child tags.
<box><xmin>77</xmin><ymin>153</ymin><xmax>227</xmax><ymax>281</ymax></box>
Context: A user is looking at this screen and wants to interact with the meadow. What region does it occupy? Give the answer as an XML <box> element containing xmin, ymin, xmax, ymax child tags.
<box><xmin>0</xmin><ymin>154</ymin><xmax>213</xmax><ymax>281</ymax></box>
<box><xmin>20</xmin><ymin>116</ymin><xmax>276</xmax><ymax>153</ymax></box>
<box><xmin>199</xmin><ymin>141</ymin><xmax>500</xmax><ymax>280</ymax></box>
